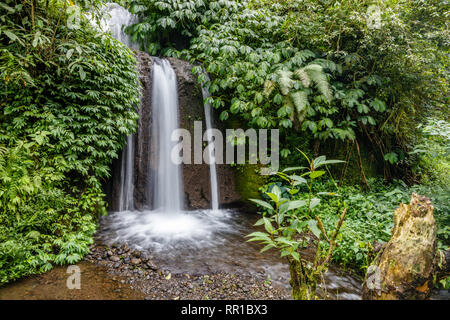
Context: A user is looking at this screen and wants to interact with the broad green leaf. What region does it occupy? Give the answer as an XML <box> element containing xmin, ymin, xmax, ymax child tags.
<box><xmin>260</xmin><ymin>243</ymin><xmax>276</xmax><ymax>253</ymax></box>
<box><xmin>287</xmin><ymin>199</ymin><xmax>307</xmax><ymax>211</ymax></box>
<box><xmin>249</xmin><ymin>199</ymin><xmax>274</xmax><ymax>211</ymax></box>
<box><xmin>266</xmin><ymin>192</ymin><xmax>278</xmax><ymax>203</ymax></box>
<box><xmin>271</xmin><ymin>185</ymin><xmax>281</xmax><ymax>201</ymax></box>
<box><xmin>282</xmin><ymin>166</ymin><xmax>307</xmax><ymax>172</ymax></box>
<box><xmin>254</xmin><ymin>218</ymin><xmax>265</xmax><ymax>226</ymax></box>
<box><xmin>309</xmin><ymin>170</ymin><xmax>325</xmax><ymax>179</ymax></box>
<box><xmin>4</xmin><ymin>30</ymin><xmax>17</xmax><ymax>41</ymax></box>
<box><xmin>291</xmin><ymin>251</ymin><xmax>300</xmax><ymax>261</ymax></box>
<box><xmin>246</xmin><ymin>231</ymin><xmax>271</xmax><ymax>241</ymax></box>
<box><xmin>290</xmin><ymin>175</ymin><xmax>307</xmax><ymax>185</ymax></box>
<box><xmin>307</xmin><ymin>219</ymin><xmax>321</xmax><ymax>238</ymax></box>
<box><xmin>312</xmin><ymin>155</ymin><xmax>326</xmax><ymax>168</ymax></box>
<box><xmin>263</xmin><ymin>217</ymin><xmax>274</xmax><ymax>233</ymax></box>
<box><xmin>309</xmin><ymin>198</ymin><xmax>321</xmax><ymax>209</ymax></box>
<box><xmin>315</xmin><ymin>159</ymin><xmax>345</xmax><ymax>168</ymax></box>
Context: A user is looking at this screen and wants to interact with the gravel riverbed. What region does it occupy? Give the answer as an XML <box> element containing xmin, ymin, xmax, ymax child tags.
<box><xmin>83</xmin><ymin>243</ymin><xmax>291</xmax><ymax>300</ymax></box>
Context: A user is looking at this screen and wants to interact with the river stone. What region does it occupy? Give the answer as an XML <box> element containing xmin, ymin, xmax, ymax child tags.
<box><xmin>131</xmin><ymin>258</ymin><xmax>141</xmax><ymax>265</ymax></box>
<box><xmin>362</xmin><ymin>193</ymin><xmax>445</xmax><ymax>299</ymax></box>
<box><xmin>110</xmin><ymin>256</ymin><xmax>120</xmax><ymax>262</ymax></box>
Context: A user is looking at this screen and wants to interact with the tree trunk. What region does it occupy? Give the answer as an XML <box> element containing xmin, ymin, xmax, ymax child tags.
<box><xmin>288</xmin><ymin>259</ymin><xmax>316</xmax><ymax>300</ymax></box>
<box><xmin>363</xmin><ymin>193</ymin><xmax>449</xmax><ymax>299</ymax></box>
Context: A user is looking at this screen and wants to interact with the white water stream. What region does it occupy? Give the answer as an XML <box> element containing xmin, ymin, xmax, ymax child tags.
<box><xmin>150</xmin><ymin>58</ymin><xmax>184</xmax><ymax>212</ymax></box>
<box><xmin>201</xmin><ymin>76</ymin><xmax>220</xmax><ymax>211</ymax></box>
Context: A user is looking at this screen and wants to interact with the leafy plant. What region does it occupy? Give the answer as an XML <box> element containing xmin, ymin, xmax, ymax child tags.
<box><xmin>126</xmin><ymin>0</ymin><xmax>448</xmax><ymax>181</ymax></box>
<box><xmin>247</xmin><ymin>152</ymin><xmax>345</xmax><ymax>299</ymax></box>
<box><xmin>0</xmin><ymin>0</ymin><xmax>140</xmax><ymax>284</ymax></box>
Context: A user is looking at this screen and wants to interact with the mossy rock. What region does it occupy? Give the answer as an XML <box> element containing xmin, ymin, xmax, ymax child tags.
<box><xmin>234</xmin><ymin>164</ymin><xmax>267</xmax><ymax>205</ymax></box>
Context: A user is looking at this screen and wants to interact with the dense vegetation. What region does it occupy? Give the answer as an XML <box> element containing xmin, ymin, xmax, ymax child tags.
<box><xmin>0</xmin><ymin>0</ymin><xmax>140</xmax><ymax>284</ymax></box>
<box><xmin>124</xmin><ymin>0</ymin><xmax>449</xmax><ymax>291</ymax></box>
<box><xmin>127</xmin><ymin>0</ymin><xmax>448</xmax><ymax>181</ymax></box>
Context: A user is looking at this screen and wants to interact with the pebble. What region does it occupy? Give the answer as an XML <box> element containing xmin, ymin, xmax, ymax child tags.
<box><xmin>87</xmin><ymin>243</ymin><xmax>290</xmax><ymax>300</ymax></box>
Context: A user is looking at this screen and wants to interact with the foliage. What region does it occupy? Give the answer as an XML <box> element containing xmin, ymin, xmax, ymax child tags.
<box><xmin>408</xmin><ymin>119</ymin><xmax>450</xmax><ymax>185</ymax></box>
<box><xmin>126</xmin><ymin>0</ymin><xmax>241</xmax><ymax>55</ymax></box>
<box><xmin>247</xmin><ymin>151</ymin><xmax>345</xmax><ymax>299</ymax></box>
<box><xmin>125</xmin><ymin>0</ymin><xmax>448</xmax><ymax>181</ymax></box>
<box><xmin>0</xmin><ymin>0</ymin><xmax>140</xmax><ymax>284</ymax></box>
<box><xmin>260</xmin><ymin>177</ymin><xmax>449</xmax><ymax>276</ymax></box>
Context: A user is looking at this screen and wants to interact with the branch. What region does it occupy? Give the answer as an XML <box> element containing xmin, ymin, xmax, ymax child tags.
<box><xmin>321</xmin><ymin>207</ymin><xmax>346</xmax><ymax>266</ymax></box>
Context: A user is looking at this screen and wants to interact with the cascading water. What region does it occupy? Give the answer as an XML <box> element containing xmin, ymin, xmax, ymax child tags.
<box><xmin>96</xmin><ymin>6</ymin><xmax>370</xmax><ymax>298</ymax></box>
<box><xmin>99</xmin><ymin>3</ymin><xmax>138</xmax><ymax>49</ymax></box>
<box><xmin>118</xmin><ymin>135</ymin><xmax>134</xmax><ymax>211</ymax></box>
<box><xmin>99</xmin><ymin>3</ymin><xmax>138</xmax><ymax>211</ymax></box>
<box><xmin>201</xmin><ymin>76</ymin><xmax>220</xmax><ymax>211</ymax></box>
<box><xmin>151</xmin><ymin>59</ymin><xmax>184</xmax><ymax>212</ymax></box>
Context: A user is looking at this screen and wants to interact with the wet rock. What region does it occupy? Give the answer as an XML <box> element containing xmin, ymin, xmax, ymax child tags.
<box><xmin>131</xmin><ymin>258</ymin><xmax>141</xmax><ymax>265</ymax></box>
<box><xmin>132</xmin><ymin>250</ymin><xmax>141</xmax><ymax>258</ymax></box>
<box><xmin>104</xmin><ymin>51</ymin><xmax>243</xmax><ymax>211</ymax></box>
<box><xmin>110</xmin><ymin>256</ymin><xmax>120</xmax><ymax>262</ymax></box>
<box><xmin>167</xmin><ymin>57</ymin><xmax>242</xmax><ymax>209</ymax></box>
<box><xmin>146</xmin><ymin>261</ymin><xmax>158</xmax><ymax>271</ymax></box>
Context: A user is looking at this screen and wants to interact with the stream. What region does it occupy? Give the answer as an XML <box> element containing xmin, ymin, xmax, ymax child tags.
<box><xmin>96</xmin><ymin>208</ymin><xmax>362</xmax><ymax>300</ymax></box>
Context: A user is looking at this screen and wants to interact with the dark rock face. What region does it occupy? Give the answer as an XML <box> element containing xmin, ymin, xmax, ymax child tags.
<box><xmin>105</xmin><ymin>52</ymin><xmax>241</xmax><ymax>211</ymax></box>
<box><xmin>168</xmin><ymin>57</ymin><xmax>241</xmax><ymax>209</ymax></box>
<box><xmin>134</xmin><ymin>52</ymin><xmax>153</xmax><ymax>210</ymax></box>
<box><xmin>104</xmin><ymin>51</ymin><xmax>153</xmax><ymax>212</ymax></box>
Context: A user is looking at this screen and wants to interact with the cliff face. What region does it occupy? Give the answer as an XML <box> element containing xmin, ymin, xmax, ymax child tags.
<box><xmin>105</xmin><ymin>51</ymin><xmax>242</xmax><ymax>211</ymax></box>
<box><xmin>168</xmin><ymin>57</ymin><xmax>241</xmax><ymax>209</ymax></box>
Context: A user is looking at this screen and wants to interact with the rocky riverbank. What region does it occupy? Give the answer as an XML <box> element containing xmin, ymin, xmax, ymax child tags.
<box><xmin>0</xmin><ymin>243</ymin><xmax>290</xmax><ymax>300</ymax></box>
<box><xmin>83</xmin><ymin>243</ymin><xmax>290</xmax><ymax>300</ymax></box>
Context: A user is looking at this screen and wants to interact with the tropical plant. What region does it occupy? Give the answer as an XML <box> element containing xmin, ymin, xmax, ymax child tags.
<box><xmin>0</xmin><ymin>0</ymin><xmax>140</xmax><ymax>284</ymax></box>
<box><xmin>247</xmin><ymin>152</ymin><xmax>345</xmax><ymax>299</ymax></box>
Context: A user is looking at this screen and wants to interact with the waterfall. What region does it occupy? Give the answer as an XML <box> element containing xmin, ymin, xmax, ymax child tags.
<box><xmin>201</xmin><ymin>77</ymin><xmax>220</xmax><ymax>211</ymax></box>
<box><xmin>118</xmin><ymin>135</ymin><xmax>134</xmax><ymax>211</ymax></box>
<box><xmin>99</xmin><ymin>3</ymin><xmax>138</xmax><ymax>49</ymax></box>
<box><xmin>151</xmin><ymin>58</ymin><xmax>184</xmax><ymax>212</ymax></box>
<box><xmin>99</xmin><ymin>3</ymin><xmax>138</xmax><ymax>211</ymax></box>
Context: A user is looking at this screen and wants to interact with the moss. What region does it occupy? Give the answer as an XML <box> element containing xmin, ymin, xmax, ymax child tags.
<box><xmin>234</xmin><ymin>164</ymin><xmax>267</xmax><ymax>203</ymax></box>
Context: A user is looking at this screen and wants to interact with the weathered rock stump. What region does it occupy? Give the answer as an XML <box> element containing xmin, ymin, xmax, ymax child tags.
<box><xmin>363</xmin><ymin>193</ymin><xmax>448</xmax><ymax>299</ymax></box>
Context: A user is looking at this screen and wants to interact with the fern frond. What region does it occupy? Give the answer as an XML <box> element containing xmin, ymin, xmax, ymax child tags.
<box><xmin>303</xmin><ymin>64</ymin><xmax>332</xmax><ymax>102</ymax></box>
<box><xmin>276</xmin><ymin>70</ymin><xmax>294</xmax><ymax>95</ymax></box>
<box><xmin>283</xmin><ymin>96</ymin><xmax>295</xmax><ymax>121</ymax></box>
<box><xmin>294</xmin><ymin>68</ymin><xmax>310</xmax><ymax>88</ymax></box>
<box><xmin>263</xmin><ymin>79</ymin><xmax>276</xmax><ymax>98</ymax></box>
<box><xmin>290</xmin><ymin>90</ymin><xmax>309</xmax><ymax>123</ymax></box>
